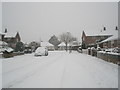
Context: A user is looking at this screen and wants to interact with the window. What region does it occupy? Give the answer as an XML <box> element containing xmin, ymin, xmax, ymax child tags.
<box><xmin>111</xmin><ymin>40</ymin><xmax>114</xmax><ymax>47</ymax></box>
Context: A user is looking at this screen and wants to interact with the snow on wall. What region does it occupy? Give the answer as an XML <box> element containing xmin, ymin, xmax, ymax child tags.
<box><xmin>0</xmin><ymin>1</ymin><xmax>2</xmax><ymax>89</ymax></box>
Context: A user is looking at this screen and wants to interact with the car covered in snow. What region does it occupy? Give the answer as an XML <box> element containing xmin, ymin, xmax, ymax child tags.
<box><xmin>34</xmin><ymin>47</ymin><xmax>48</xmax><ymax>56</ymax></box>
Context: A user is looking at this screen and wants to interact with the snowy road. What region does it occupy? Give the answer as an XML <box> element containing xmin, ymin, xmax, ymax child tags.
<box><xmin>2</xmin><ymin>51</ymin><xmax>118</xmax><ymax>88</ymax></box>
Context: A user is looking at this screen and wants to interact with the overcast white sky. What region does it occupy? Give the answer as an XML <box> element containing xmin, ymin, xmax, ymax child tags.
<box><xmin>2</xmin><ymin>2</ymin><xmax>118</xmax><ymax>43</ymax></box>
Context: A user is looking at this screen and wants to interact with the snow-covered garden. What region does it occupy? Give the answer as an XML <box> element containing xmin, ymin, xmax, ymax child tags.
<box><xmin>2</xmin><ymin>51</ymin><xmax>118</xmax><ymax>88</ymax></box>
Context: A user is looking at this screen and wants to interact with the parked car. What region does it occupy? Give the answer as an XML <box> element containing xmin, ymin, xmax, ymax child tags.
<box><xmin>24</xmin><ymin>47</ymin><xmax>32</xmax><ymax>54</ymax></box>
<box><xmin>34</xmin><ymin>47</ymin><xmax>48</xmax><ymax>56</ymax></box>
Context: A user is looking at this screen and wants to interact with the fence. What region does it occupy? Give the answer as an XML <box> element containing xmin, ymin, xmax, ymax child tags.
<box><xmin>82</xmin><ymin>49</ymin><xmax>120</xmax><ymax>65</ymax></box>
<box><xmin>2</xmin><ymin>52</ymin><xmax>24</xmax><ymax>58</ymax></box>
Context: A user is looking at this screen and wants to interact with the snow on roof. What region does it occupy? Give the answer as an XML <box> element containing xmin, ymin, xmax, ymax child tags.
<box><xmin>58</xmin><ymin>42</ymin><xmax>71</xmax><ymax>46</ymax></box>
<box><xmin>97</xmin><ymin>30</ymin><xmax>113</xmax><ymax>36</ymax></box>
<box><xmin>100</xmin><ymin>35</ymin><xmax>118</xmax><ymax>43</ymax></box>
<box><xmin>0</xmin><ymin>41</ymin><xmax>8</xmax><ymax>46</ymax></box>
<box><xmin>71</xmin><ymin>41</ymin><xmax>80</xmax><ymax>46</ymax></box>
<box><xmin>4</xmin><ymin>47</ymin><xmax>14</xmax><ymax>53</ymax></box>
<box><xmin>4</xmin><ymin>32</ymin><xmax>17</xmax><ymax>38</ymax></box>
<box><xmin>99</xmin><ymin>30</ymin><xmax>118</xmax><ymax>43</ymax></box>
<box><xmin>85</xmin><ymin>29</ymin><xmax>118</xmax><ymax>36</ymax></box>
<box><xmin>58</xmin><ymin>42</ymin><xmax>66</xmax><ymax>46</ymax></box>
<box><xmin>0</xmin><ymin>31</ymin><xmax>6</xmax><ymax>35</ymax></box>
<box><xmin>41</xmin><ymin>42</ymin><xmax>54</xmax><ymax>47</ymax></box>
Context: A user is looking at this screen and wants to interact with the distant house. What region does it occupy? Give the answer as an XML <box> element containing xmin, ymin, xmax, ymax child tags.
<box><xmin>41</xmin><ymin>42</ymin><xmax>54</xmax><ymax>51</ymax></box>
<box><xmin>71</xmin><ymin>41</ymin><xmax>81</xmax><ymax>50</ymax></box>
<box><xmin>48</xmin><ymin>35</ymin><xmax>61</xmax><ymax>50</ymax></box>
<box><xmin>82</xmin><ymin>29</ymin><xmax>112</xmax><ymax>48</ymax></box>
<box><xmin>0</xmin><ymin>31</ymin><xmax>14</xmax><ymax>57</ymax></box>
<box><xmin>58</xmin><ymin>42</ymin><xmax>66</xmax><ymax>50</ymax></box>
<box><xmin>58</xmin><ymin>42</ymin><xmax>70</xmax><ymax>50</ymax></box>
<box><xmin>0</xmin><ymin>31</ymin><xmax>7</xmax><ymax>53</ymax></box>
<box><xmin>3</xmin><ymin>32</ymin><xmax>21</xmax><ymax>49</ymax></box>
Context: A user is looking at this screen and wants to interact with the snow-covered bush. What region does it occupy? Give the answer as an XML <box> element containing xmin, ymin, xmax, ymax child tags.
<box><xmin>15</xmin><ymin>42</ymin><xmax>25</xmax><ymax>52</ymax></box>
<box><xmin>97</xmin><ymin>47</ymin><xmax>101</xmax><ymax>51</ymax></box>
<box><xmin>91</xmin><ymin>47</ymin><xmax>96</xmax><ymax>50</ymax></box>
<box><xmin>88</xmin><ymin>47</ymin><xmax>91</xmax><ymax>50</ymax></box>
<box><xmin>112</xmin><ymin>47</ymin><xmax>120</xmax><ymax>53</ymax></box>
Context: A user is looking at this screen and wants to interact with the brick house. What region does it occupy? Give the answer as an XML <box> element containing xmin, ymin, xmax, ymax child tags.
<box><xmin>82</xmin><ymin>31</ymin><xmax>112</xmax><ymax>48</ymax></box>
<box><xmin>3</xmin><ymin>32</ymin><xmax>21</xmax><ymax>49</ymax></box>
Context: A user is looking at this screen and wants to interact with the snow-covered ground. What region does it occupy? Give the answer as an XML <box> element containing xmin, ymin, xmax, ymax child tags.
<box><xmin>2</xmin><ymin>51</ymin><xmax>118</xmax><ymax>88</ymax></box>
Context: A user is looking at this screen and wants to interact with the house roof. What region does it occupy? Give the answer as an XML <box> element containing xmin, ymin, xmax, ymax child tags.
<box><xmin>99</xmin><ymin>30</ymin><xmax>118</xmax><ymax>43</ymax></box>
<box><xmin>58</xmin><ymin>42</ymin><xmax>66</xmax><ymax>46</ymax></box>
<box><xmin>84</xmin><ymin>29</ymin><xmax>117</xmax><ymax>37</ymax></box>
<box><xmin>41</xmin><ymin>42</ymin><xmax>54</xmax><ymax>47</ymax></box>
<box><xmin>58</xmin><ymin>42</ymin><xmax>71</xmax><ymax>46</ymax></box>
<box><xmin>0</xmin><ymin>41</ymin><xmax>8</xmax><ymax>46</ymax></box>
<box><xmin>72</xmin><ymin>41</ymin><xmax>80</xmax><ymax>46</ymax></box>
<box><xmin>100</xmin><ymin>35</ymin><xmax>118</xmax><ymax>43</ymax></box>
<box><xmin>4</xmin><ymin>32</ymin><xmax>17</xmax><ymax>38</ymax></box>
<box><xmin>0</xmin><ymin>31</ymin><xmax>6</xmax><ymax>35</ymax></box>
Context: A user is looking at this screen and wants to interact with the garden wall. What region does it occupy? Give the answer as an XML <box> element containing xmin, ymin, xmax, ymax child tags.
<box><xmin>97</xmin><ymin>51</ymin><xmax>120</xmax><ymax>65</ymax></box>
<box><xmin>82</xmin><ymin>49</ymin><xmax>120</xmax><ymax>65</ymax></box>
<box><xmin>2</xmin><ymin>52</ymin><xmax>24</xmax><ymax>58</ymax></box>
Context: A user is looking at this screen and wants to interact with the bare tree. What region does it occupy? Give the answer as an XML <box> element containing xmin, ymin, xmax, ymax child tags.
<box><xmin>60</xmin><ymin>32</ymin><xmax>76</xmax><ymax>51</ymax></box>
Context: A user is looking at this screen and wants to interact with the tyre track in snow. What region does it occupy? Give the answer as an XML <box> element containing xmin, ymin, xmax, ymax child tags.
<box><xmin>3</xmin><ymin>53</ymin><xmax>55</xmax><ymax>74</ymax></box>
<box><xmin>3</xmin><ymin>52</ymin><xmax>61</xmax><ymax>75</ymax></box>
<box><xmin>3</xmin><ymin>51</ymin><xmax>118</xmax><ymax>88</ymax></box>
<box><xmin>2</xmin><ymin>54</ymin><xmax>36</xmax><ymax>74</ymax></box>
<box><xmin>59</xmin><ymin>53</ymin><xmax>99</xmax><ymax>88</ymax></box>
<box><xmin>11</xmin><ymin>52</ymin><xmax>69</xmax><ymax>88</ymax></box>
<box><xmin>10</xmin><ymin>52</ymin><xmax>68</xmax><ymax>88</ymax></box>
<box><xmin>60</xmin><ymin>55</ymin><xmax>68</xmax><ymax>88</ymax></box>
<box><xmin>3</xmin><ymin>52</ymin><xmax>67</xmax><ymax>88</ymax></box>
<box><xmin>4</xmin><ymin>54</ymin><xmax>61</xmax><ymax>88</ymax></box>
<box><xmin>59</xmin><ymin>52</ymin><xmax>118</xmax><ymax>88</ymax></box>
